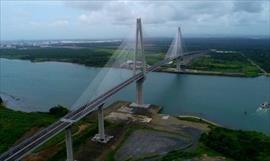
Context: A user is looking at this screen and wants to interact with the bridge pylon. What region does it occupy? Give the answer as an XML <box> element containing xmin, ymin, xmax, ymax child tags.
<box><xmin>131</xmin><ymin>18</ymin><xmax>150</xmax><ymax>108</ymax></box>
<box><xmin>92</xmin><ymin>104</ymin><xmax>113</xmax><ymax>143</ymax></box>
<box><xmin>176</xmin><ymin>27</ymin><xmax>183</xmax><ymax>72</ymax></box>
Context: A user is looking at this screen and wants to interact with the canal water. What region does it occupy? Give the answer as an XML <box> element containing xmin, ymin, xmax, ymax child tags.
<box><xmin>1</xmin><ymin>58</ymin><xmax>270</xmax><ymax>134</ymax></box>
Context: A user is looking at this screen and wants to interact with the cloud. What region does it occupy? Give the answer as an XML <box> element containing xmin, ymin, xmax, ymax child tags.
<box><xmin>29</xmin><ymin>20</ymin><xmax>69</xmax><ymax>27</ymax></box>
<box><xmin>2</xmin><ymin>0</ymin><xmax>269</xmax><ymax>40</ymax></box>
<box><xmin>78</xmin><ymin>14</ymin><xmax>88</xmax><ymax>23</ymax></box>
<box><xmin>63</xmin><ymin>0</ymin><xmax>269</xmax><ymax>38</ymax></box>
<box><xmin>65</xmin><ymin>1</ymin><xmax>108</xmax><ymax>11</ymax></box>
<box><xmin>68</xmin><ymin>1</ymin><xmax>267</xmax><ymax>26</ymax></box>
<box><xmin>233</xmin><ymin>1</ymin><xmax>263</xmax><ymax>13</ymax></box>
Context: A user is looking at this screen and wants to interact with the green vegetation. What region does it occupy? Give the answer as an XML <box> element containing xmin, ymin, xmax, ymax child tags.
<box><xmin>184</xmin><ymin>38</ymin><xmax>270</xmax><ymax>73</ymax></box>
<box><xmin>200</xmin><ymin>127</ymin><xmax>270</xmax><ymax>161</ymax></box>
<box><xmin>43</xmin><ymin>120</ymin><xmax>98</xmax><ymax>161</ymax></box>
<box><xmin>145</xmin><ymin>53</ymin><xmax>164</xmax><ymax>65</ymax></box>
<box><xmin>43</xmin><ymin>120</ymin><xmax>130</xmax><ymax>161</ymax></box>
<box><xmin>150</xmin><ymin>115</ymin><xmax>270</xmax><ymax>161</ymax></box>
<box><xmin>0</xmin><ymin>105</ymin><xmax>57</xmax><ymax>153</ymax></box>
<box><xmin>243</xmin><ymin>50</ymin><xmax>270</xmax><ymax>73</ymax></box>
<box><xmin>0</xmin><ymin>48</ymin><xmax>114</xmax><ymax>67</ymax></box>
<box><xmin>187</xmin><ymin>52</ymin><xmax>261</xmax><ymax>76</ymax></box>
<box><xmin>0</xmin><ymin>48</ymin><xmax>165</xmax><ymax>67</ymax></box>
<box><xmin>1</xmin><ymin>38</ymin><xmax>269</xmax><ymax>75</ymax></box>
<box><xmin>49</xmin><ymin>105</ymin><xmax>69</xmax><ymax>117</ymax></box>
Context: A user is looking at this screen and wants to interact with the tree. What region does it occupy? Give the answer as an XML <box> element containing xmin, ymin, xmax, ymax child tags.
<box><xmin>49</xmin><ymin>105</ymin><xmax>69</xmax><ymax>117</ymax></box>
<box><xmin>0</xmin><ymin>96</ymin><xmax>3</xmax><ymax>105</ymax></box>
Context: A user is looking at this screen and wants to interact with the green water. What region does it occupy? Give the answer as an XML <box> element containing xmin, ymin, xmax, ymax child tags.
<box><xmin>0</xmin><ymin>58</ymin><xmax>269</xmax><ymax>134</ymax></box>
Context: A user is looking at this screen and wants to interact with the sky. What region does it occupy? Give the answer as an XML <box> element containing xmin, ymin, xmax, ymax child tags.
<box><xmin>1</xmin><ymin>0</ymin><xmax>270</xmax><ymax>40</ymax></box>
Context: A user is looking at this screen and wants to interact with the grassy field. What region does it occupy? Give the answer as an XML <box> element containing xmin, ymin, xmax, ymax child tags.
<box><xmin>0</xmin><ymin>105</ymin><xmax>57</xmax><ymax>153</ymax></box>
<box><xmin>187</xmin><ymin>52</ymin><xmax>261</xmax><ymax>76</ymax></box>
<box><xmin>145</xmin><ymin>53</ymin><xmax>164</xmax><ymax>65</ymax></box>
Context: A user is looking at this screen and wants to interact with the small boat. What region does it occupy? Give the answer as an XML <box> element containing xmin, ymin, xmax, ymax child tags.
<box><xmin>260</xmin><ymin>102</ymin><xmax>269</xmax><ymax>109</ymax></box>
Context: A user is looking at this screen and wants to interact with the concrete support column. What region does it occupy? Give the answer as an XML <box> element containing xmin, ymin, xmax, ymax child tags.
<box><xmin>136</xmin><ymin>78</ymin><xmax>144</xmax><ymax>105</ymax></box>
<box><xmin>92</xmin><ymin>104</ymin><xmax>113</xmax><ymax>143</ymax></box>
<box><xmin>98</xmin><ymin>105</ymin><xmax>105</xmax><ymax>141</ymax></box>
<box><xmin>65</xmin><ymin>127</ymin><xmax>74</xmax><ymax>161</ymax></box>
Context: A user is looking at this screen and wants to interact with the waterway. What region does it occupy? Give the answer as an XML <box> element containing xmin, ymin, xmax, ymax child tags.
<box><xmin>0</xmin><ymin>58</ymin><xmax>269</xmax><ymax>134</ymax></box>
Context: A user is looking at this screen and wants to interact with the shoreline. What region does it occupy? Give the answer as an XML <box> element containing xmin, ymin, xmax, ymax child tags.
<box><xmin>1</xmin><ymin>57</ymin><xmax>269</xmax><ymax>78</ymax></box>
<box><xmin>0</xmin><ymin>92</ymin><xmax>29</xmax><ymax>112</ymax></box>
<box><xmin>177</xmin><ymin>115</ymin><xmax>222</xmax><ymax>127</ymax></box>
<box><xmin>2</xmin><ymin>100</ymin><xmax>270</xmax><ymax>137</ymax></box>
<box><xmin>157</xmin><ymin>68</ymin><xmax>270</xmax><ymax>78</ymax></box>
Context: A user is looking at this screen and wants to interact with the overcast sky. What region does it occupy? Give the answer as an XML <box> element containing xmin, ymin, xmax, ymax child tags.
<box><xmin>1</xmin><ymin>0</ymin><xmax>269</xmax><ymax>40</ymax></box>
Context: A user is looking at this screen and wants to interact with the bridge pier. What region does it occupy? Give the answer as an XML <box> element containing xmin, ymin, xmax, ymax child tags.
<box><xmin>65</xmin><ymin>127</ymin><xmax>74</xmax><ymax>161</ymax></box>
<box><xmin>92</xmin><ymin>104</ymin><xmax>113</xmax><ymax>143</ymax></box>
<box><xmin>130</xmin><ymin>77</ymin><xmax>149</xmax><ymax>108</ymax></box>
<box><xmin>136</xmin><ymin>78</ymin><xmax>144</xmax><ymax>105</ymax></box>
<box><xmin>98</xmin><ymin>104</ymin><xmax>105</xmax><ymax>140</ymax></box>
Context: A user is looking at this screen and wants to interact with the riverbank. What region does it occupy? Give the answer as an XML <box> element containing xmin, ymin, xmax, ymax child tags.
<box><xmin>2</xmin><ymin>58</ymin><xmax>270</xmax><ymax>78</ymax></box>
<box><xmin>158</xmin><ymin>67</ymin><xmax>270</xmax><ymax>77</ymax></box>
<box><xmin>177</xmin><ymin>115</ymin><xmax>222</xmax><ymax>127</ymax></box>
<box><xmin>0</xmin><ymin>41</ymin><xmax>265</xmax><ymax>78</ymax></box>
<box><xmin>185</xmin><ymin>52</ymin><xmax>270</xmax><ymax>77</ymax></box>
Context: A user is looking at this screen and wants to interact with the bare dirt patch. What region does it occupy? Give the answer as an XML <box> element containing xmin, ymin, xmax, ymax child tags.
<box><xmin>115</xmin><ymin>129</ymin><xmax>191</xmax><ymax>161</ymax></box>
<box><xmin>74</xmin><ymin>123</ymin><xmax>129</xmax><ymax>161</ymax></box>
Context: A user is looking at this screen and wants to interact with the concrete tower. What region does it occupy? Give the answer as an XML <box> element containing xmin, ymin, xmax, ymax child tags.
<box><xmin>130</xmin><ymin>18</ymin><xmax>150</xmax><ymax>109</ymax></box>
<box><xmin>176</xmin><ymin>27</ymin><xmax>183</xmax><ymax>72</ymax></box>
<box><xmin>135</xmin><ymin>18</ymin><xmax>147</xmax><ymax>106</ymax></box>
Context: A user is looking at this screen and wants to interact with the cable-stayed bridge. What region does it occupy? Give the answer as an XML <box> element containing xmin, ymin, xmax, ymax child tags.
<box><xmin>0</xmin><ymin>18</ymin><xmax>207</xmax><ymax>161</ymax></box>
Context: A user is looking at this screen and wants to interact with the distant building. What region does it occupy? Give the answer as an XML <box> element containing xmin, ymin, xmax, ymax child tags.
<box><xmin>120</xmin><ymin>60</ymin><xmax>149</xmax><ymax>70</ymax></box>
<box><xmin>215</xmin><ymin>50</ymin><xmax>236</xmax><ymax>54</ymax></box>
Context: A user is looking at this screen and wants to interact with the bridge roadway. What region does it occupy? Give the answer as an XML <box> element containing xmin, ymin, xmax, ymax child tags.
<box><xmin>0</xmin><ymin>51</ymin><xmax>205</xmax><ymax>161</ymax></box>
